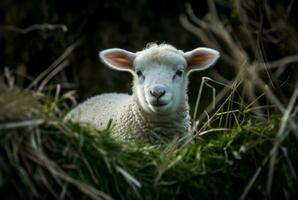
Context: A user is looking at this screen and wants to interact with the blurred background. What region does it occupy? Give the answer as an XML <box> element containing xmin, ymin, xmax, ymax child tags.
<box><xmin>0</xmin><ymin>0</ymin><xmax>298</xmax><ymax>109</ymax></box>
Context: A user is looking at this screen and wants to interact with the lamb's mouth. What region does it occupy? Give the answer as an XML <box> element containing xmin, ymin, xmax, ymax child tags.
<box><xmin>150</xmin><ymin>100</ymin><xmax>168</xmax><ymax>107</ymax></box>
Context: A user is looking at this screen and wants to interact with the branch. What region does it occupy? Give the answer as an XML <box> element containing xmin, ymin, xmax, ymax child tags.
<box><xmin>0</xmin><ymin>24</ymin><xmax>68</xmax><ymax>34</ymax></box>
<box><xmin>257</xmin><ymin>54</ymin><xmax>298</xmax><ymax>71</ymax></box>
<box><xmin>28</xmin><ymin>40</ymin><xmax>81</xmax><ymax>90</ymax></box>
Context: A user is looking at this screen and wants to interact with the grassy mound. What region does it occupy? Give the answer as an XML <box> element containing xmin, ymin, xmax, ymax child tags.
<box><xmin>0</xmin><ymin>86</ymin><xmax>297</xmax><ymax>200</ymax></box>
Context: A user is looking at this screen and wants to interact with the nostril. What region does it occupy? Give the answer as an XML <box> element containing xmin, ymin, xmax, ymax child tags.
<box><xmin>150</xmin><ymin>90</ymin><xmax>155</xmax><ymax>97</ymax></box>
<box><xmin>150</xmin><ymin>90</ymin><xmax>166</xmax><ymax>99</ymax></box>
<box><xmin>159</xmin><ymin>90</ymin><xmax>165</xmax><ymax>97</ymax></box>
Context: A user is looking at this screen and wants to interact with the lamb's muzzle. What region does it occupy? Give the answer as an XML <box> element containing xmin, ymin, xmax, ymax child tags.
<box><xmin>149</xmin><ymin>85</ymin><xmax>167</xmax><ymax>107</ymax></box>
<box><xmin>65</xmin><ymin>43</ymin><xmax>220</xmax><ymax>143</ymax></box>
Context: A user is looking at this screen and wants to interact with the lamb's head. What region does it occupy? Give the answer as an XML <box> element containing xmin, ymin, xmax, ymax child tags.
<box><xmin>100</xmin><ymin>44</ymin><xmax>220</xmax><ymax>114</ymax></box>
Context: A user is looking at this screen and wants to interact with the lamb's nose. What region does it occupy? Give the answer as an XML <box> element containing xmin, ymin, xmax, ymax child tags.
<box><xmin>150</xmin><ymin>86</ymin><xmax>166</xmax><ymax>99</ymax></box>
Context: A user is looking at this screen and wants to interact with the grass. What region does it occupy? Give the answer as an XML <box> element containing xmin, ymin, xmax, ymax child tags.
<box><xmin>0</xmin><ymin>84</ymin><xmax>297</xmax><ymax>200</ymax></box>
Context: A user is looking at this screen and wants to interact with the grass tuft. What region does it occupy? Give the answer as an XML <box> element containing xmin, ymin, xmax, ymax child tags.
<box><xmin>0</xmin><ymin>83</ymin><xmax>297</xmax><ymax>199</ymax></box>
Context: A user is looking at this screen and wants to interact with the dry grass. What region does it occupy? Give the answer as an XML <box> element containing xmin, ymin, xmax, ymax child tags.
<box><xmin>0</xmin><ymin>83</ymin><xmax>297</xmax><ymax>199</ymax></box>
<box><xmin>180</xmin><ymin>0</ymin><xmax>298</xmax><ymax>199</ymax></box>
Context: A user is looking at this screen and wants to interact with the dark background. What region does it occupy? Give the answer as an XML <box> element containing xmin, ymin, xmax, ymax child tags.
<box><xmin>0</xmin><ymin>0</ymin><xmax>297</xmax><ymax>103</ymax></box>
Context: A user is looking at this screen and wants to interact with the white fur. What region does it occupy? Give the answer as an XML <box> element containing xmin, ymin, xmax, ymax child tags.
<box><xmin>65</xmin><ymin>43</ymin><xmax>220</xmax><ymax>143</ymax></box>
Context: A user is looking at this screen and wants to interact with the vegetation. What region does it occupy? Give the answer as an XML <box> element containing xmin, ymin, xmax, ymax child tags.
<box><xmin>0</xmin><ymin>83</ymin><xmax>297</xmax><ymax>200</ymax></box>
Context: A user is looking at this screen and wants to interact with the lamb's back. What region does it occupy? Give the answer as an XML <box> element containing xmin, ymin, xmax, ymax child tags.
<box><xmin>65</xmin><ymin>93</ymin><xmax>131</xmax><ymax>129</ymax></box>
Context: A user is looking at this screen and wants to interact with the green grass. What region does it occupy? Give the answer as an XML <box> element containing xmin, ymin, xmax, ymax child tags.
<box><xmin>0</xmin><ymin>85</ymin><xmax>297</xmax><ymax>200</ymax></box>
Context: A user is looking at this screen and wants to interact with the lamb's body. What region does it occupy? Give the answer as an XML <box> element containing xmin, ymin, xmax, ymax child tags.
<box><xmin>65</xmin><ymin>43</ymin><xmax>219</xmax><ymax>143</ymax></box>
<box><xmin>66</xmin><ymin>93</ymin><xmax>190</xmax><ymax>142</ymax></box>
<box><xmin>66</xmin><ymin>93</ymin><xmax>131</xmax><ymax>130</ymax></box>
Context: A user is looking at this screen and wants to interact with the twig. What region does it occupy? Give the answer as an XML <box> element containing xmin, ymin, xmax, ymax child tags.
<box><xmin>37</xmin><ymin>60</ymin><xmax>69</xmax><ymax>92</ymax></box>
<box><xmin>4</xmin><ymin>67</ymin><xmax>15</xmax><ymax>89</ymax></box>
<box><xmin>207</xmin><ymin>0</ymin><xmax>219</xmax><ymax>20</ymax></box>
<box><xmin>240</xmin><ymin>154</ymin><xmax>270</xmax><ymax>200</ymax></box>
<box><xmin>257</xmin><ymin>78</ymin><xmax>298</xmax><ymax>139</ymax></box>
<box><xmin>198</xmin><ymin>128</ymin><xmax>230</xmax><ymax>136</ymax></box>
<box><xmin>26</xmin><ymin>148</ymin><xmax>112</xmax><ymax>200</ymax></box>
<box><xmin>0</xmin><ymin>119</ymin><xmax>44</xmax><ymax>130</ymax></box>
<box><xmin>28</xmin><ymin>40</ymin><xmax>81</xmax><ymax>90</ymax></box>
<box><xmin>257</xmin><ymin>54</ymin><xmax>298</xmax><ymax>71</ymax></box>
<box><xmin>0</xmin><ymin>24</ymin><xmax>68</xmax><ymax>34</ymax></box>
<box><xmin>266</xmin><ymin>82</ymin><xmax>298</xmax><ymax>195</ymax></box>
<box><xmin>192</xmin><ymin>77</ymin><xmax>205</xmax><ymax>125</ymax></box>
<box><xmin>196</xmin><ymin>74</ymin><xmax>242</xmax><ymax>127</ymax></box>
<box><xmin>280</xmin><ymin>146</ymin><xmax>297</xmax><ymax>181</ymax></box>
<box><xmin>192</xmin><ymin>76</ymin><xmax>235</xmax><ymax>126</ymax></box>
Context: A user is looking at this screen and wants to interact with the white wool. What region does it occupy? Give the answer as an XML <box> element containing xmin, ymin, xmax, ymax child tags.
<box><xmin>65</xmin><ymin>93</ymin><xmax>131</xmax><ymax>130</ymax></box>
<box><xmin>65</xmin><ymin>94</ymin><xmax>190</xmax><ymax>143</ymax></box>
<box><xmin>65</xmin><ymin>43</ymin><xmax>220</xmax><ymax>143</ymax></box>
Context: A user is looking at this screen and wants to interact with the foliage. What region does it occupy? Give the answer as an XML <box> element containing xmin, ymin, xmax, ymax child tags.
<box><xmin>0</xmin><ymin>85</ymin><xmax>297</xmax><ymax>200</ymax></box>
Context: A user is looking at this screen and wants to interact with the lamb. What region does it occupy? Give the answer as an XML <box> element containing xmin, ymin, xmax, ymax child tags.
<box><xmin>65</xmin><ymin>43</ymin><xmax>220</xmax><ymax>143</ymax></box>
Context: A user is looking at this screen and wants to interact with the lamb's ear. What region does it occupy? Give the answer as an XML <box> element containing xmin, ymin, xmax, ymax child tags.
<box><xmin>184</xmin><ymin>48</ymin><xmax>220</xmax><ymax>74</ymax></box>
<box><xmin>99</xmin><ymin>48</ymin><xmax>136</xmax><ymax>72</ymax></box>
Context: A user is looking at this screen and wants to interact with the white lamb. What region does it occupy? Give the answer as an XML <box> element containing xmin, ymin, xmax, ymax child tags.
<box><xmin>65</xmin><ymin>43</ymin><xmax>220</xmax><ymax>143</ymax></box>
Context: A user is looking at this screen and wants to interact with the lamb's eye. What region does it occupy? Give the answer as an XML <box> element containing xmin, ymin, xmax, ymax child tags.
<box><xmin>175</xmin><ymin>70</ymin><xmax>183</xmax><ymax>77</ymax></box>
<box><xmin>136</xmin><ymin>70</ymin><xmax>142</xmax><ymax>76</ymax></box>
